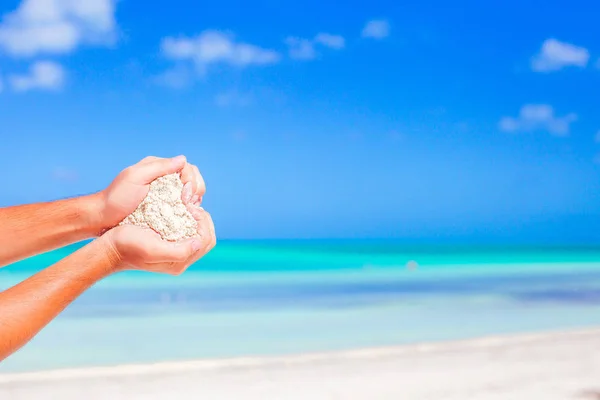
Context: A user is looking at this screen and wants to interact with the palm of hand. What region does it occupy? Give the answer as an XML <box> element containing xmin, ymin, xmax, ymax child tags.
<box><xmin>108</xmin><ymin>205</ymin><xmax>215</xmax><ymax>275</ymax></box>
<box><xmin>109</xmin><ymin>226</ymin><xmax>180</xmax><ymax>273</ymax></box>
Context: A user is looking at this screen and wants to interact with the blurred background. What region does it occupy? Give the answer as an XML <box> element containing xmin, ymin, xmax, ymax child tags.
<box><xmin>1</xmin><ymin>0</ymin><xmax>600</xmax><ymax>373</ymax></box>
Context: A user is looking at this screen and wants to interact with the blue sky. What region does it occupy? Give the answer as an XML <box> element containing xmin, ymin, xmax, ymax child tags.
<box><xmin>0</xmin><ymin>0</ymin><xmax>600</xmax><ymax>242</ymax></box>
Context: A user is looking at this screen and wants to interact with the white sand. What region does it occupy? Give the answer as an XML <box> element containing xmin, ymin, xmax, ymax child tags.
<box><xmin>2</xmin><ymin>328</ymin><xmax>600</xmax><ymax>400</ymax></box>
<box><xmin>119</xmin><ymin>173</ymin><xmax>197</xmax><ymax>242</ymax></box>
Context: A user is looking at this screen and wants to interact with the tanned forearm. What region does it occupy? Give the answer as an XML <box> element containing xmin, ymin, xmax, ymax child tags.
<box><xmin>0</xmin><ymin>237</ymin><xmax>119</xmax><ymax>361</ymax></box>
<box><xmin>0</xmin><ymin>194</ymin><xmax>103</xmax><ymax>268</ymax></box>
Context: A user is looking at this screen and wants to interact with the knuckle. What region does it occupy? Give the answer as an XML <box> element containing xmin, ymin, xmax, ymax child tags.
<box><xmin>141</xmin><ymin>156</ymin><xmax>158</xmax><ymax>163</ymax></box>
<box><xmin>121</xmin><ymin>166</ymin><xmax>134</xmax><ymax>177</ymax></box>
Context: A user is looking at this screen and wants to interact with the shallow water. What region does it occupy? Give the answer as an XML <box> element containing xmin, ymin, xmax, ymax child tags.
<box><xmin>2</xmin><ymin>241</ymin><xmax>600</xmax><ymax>372</ymax></box>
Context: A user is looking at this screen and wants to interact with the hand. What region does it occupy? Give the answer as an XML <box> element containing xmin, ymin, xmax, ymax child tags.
<box><xmin>143</xmin><ymin>156</ymin><xmax>206</xmax><ymax>207</ymax></box>
<box><xmin>102</xmin><ymin>207</ymin><xmax>216</xmax><ymax>275</ymax></box>
<box><xmin>93</xmin><ymin>155</ymin><xmax>207</xmax><ymax>235</ymax></box>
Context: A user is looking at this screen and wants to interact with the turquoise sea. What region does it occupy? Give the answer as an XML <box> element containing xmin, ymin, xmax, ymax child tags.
<box><xmin>2</xmin><ymin>240</ymin><xmax>600</xmax><ymax>373</ymax></box>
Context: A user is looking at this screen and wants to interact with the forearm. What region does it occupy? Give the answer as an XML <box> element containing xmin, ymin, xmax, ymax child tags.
<box><xmin>0</xmin><ymin>194</ymin><xmax>103</xmax><ymax>268</ymax></box>
<box><xmin>0</xmin><ymin>237</ymin><xmax>118</xmax><ymax>361</ymax></box>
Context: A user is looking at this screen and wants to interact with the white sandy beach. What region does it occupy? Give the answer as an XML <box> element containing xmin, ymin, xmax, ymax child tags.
<box><xmin>1</xmin><ymin>328</ymin><xmax>600</xmax><ymax>400</ymax></box>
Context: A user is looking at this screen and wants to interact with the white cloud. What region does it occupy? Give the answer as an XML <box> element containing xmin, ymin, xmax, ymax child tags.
<box><xmin>0</xmin><ymin>0</ymin><xmax>116</xmax><ymax>57</ymax></box>
<box><xmin>9</xmin><ymin>61</ymin><xmax>65</xmax><ymax>91</ymax></box>
<box><xmin>285</xmin><ymin>32</ymin><xmax>345</xmax><ymax>60</ymax></box>
<box><xmin>361</xmin><ymin>19</ymin><xmax>390</xmax><ymax>39</ymax></box>
<box><xmin>285</xmin><ymin>37</ymin><xmax>316</xmax><ymax>60</ymax></box>
<box><xmin>499</xmin><ymin>104</ymin><xmax>577</xmax><ymax>137</ymax></box>
<box><xmin>161</xmin><ymin>30</ymin><xmax>280</xmax><ymax>73</ymax></box>
<box><xmin>314</xmin><ymin>33</ymin><xmax>345</xmax><ymax>49</ymax></box>
<box><xmin>531</xmin><ymin>39</ymin><xmax>589</xmax><ymax>72</ymax></box>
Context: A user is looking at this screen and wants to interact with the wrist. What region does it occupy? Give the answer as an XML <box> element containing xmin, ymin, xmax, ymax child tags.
<box><xmin>96</xmin><ymin>232</ymin><xmax>124</xmax><ymax>273</ymax></box>
<box><xmin>78</xmin><ymin>192</ymin><xmax>108</xmax><ymax>238</ymax></box>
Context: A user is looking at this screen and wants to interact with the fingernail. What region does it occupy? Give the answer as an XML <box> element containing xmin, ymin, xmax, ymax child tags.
<box><xmin>182</xmin><ymin>182</ymin><xmax>193</xmax><ymax>203</ymax></box>
<box><xmin>191</xmin><ymin>195</ymin><xmax>199</xmax><ymax>204</ymax></box>
<box><xmin>172</xmin><ymin>155</ymin><xmax>186</xmax><ymax>165</ymax></box>
<box><xmin>191</xmin><ymin>239</ymin><xmax>202</xmax><ymax>252</ymax></box>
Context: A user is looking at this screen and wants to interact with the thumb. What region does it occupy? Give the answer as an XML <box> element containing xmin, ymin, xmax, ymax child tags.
<box><xmin>149</xmin><ymin>237</ymin><xmax>202</xmax><ymax>263</ymax></box>
<box><xmin>131</xmin><ymin>155</ymin><xmax>187</xmax><ymax>184</ymax></box>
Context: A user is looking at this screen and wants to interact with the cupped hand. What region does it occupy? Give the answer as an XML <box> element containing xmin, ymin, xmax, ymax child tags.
<box><xmin>95</xmin><ymin>155</ymin><xmax>206</xmax><ymax>235</ymax></box>
<box><xmin>103</xmin><ymin>207</ymin><xmax>216</xmax><ymax>275</ymax></box>
<box><xmin>139</xmin><ymin>156</ymin><xmax>206</xmax><ymax>207</ymax></box>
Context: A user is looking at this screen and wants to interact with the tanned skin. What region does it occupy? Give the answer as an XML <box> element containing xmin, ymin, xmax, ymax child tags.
<box><xmin>0</xmin><ymin>155</ymin><xmax>215</xmax><ymax>362</ymax></box>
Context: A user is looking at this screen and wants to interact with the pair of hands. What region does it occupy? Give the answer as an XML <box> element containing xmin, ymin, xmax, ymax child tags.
<box><xmin>93</xmin><ymin>156</ymin><xmax>216</xmax><ymax>275</ymax></box>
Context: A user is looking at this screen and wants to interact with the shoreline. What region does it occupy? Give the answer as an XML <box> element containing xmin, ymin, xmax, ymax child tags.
<box><xmin>2</xmin><ymin>327</ymin><xmax>600</xmax><ymax>399</ymax></box>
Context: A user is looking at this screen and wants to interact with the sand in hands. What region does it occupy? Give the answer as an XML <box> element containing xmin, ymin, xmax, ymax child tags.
<box><xmin>118</xmin><ymin>173</ymin><xmax>198</xmax><ymax>241</ymax></box>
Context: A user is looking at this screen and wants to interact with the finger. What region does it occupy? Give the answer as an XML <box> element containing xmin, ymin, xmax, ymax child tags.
<box><xmin>180</xmin><ymin>163</ymin><xmax>197</xmax><ymax>192</ymax></box>
<box><xmin>187</xmin><ymin>205</ymin><xmax>209</xmax><ymax>235</ymax></box>
<box><xmin>194</xmin><ymin>208</ymin><xmax>216</xmax><ymax>246</ymax></box>
<box><xmin>181</xmin><ymin>239</ymin><xmax>210</xmax><ymax>269</ymax></box>
<box><xmin>192</xmin><ymin>165</ymin><xmax>206</xmax><ymax>198</ymax></box>
<box><xmin>205</xmin><ymin>213</ymin><xmax>216</xmax><ymax>252</ymax></box>
<box><xmin>129</xmin><ymin>155</ymin><xmax>187</xmax><ymax>184</ymax></box>
<box><xmin>145</xmin><ymin>236</ymin><xmax>202</xmax><ymax>263</ymax></box>
<box><xmin>203</xmin><ymin>209</ymin><xmax>216</xmax><ymax>245</ymax></box>
<box><xmin>138</xmin><ymin>156</ymin><xmax>160</xmax><ymax>165</ymax></box>
<box><xmin>208</xmin><ymin>213</ymin><xmax>216</xmax><ymax>247</ymax></box>
<box><xmin>188</xmin><ymin>214</ymin><xmax>216</xmax><ymax>264</ymax></box>
<box><xmin>180</xmin><ymin>163</ymin><xmax>206</xmax><ymax>198</ymax></box>
<box><xmin>186</xmin><ymin>205</ymin><xmax>214</xmax><ymax>246</ymax></box>
<box><xmin>172</xmin><ymin>211</ymin><xmax>215</xmax><ymax>272</ymax></box>
<box><xmin>182</xmin><ymin>182</ymin><xmax>193</xmax><ymax>204</ymax></box>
